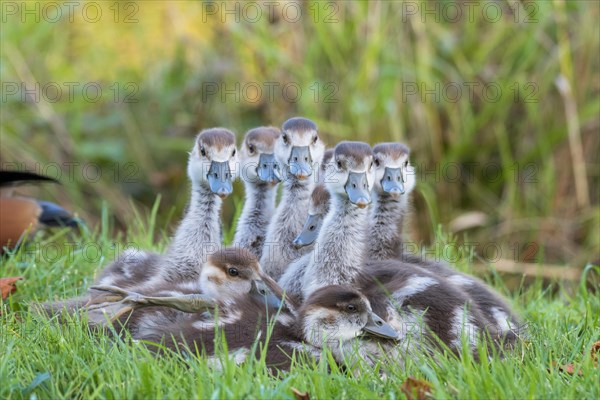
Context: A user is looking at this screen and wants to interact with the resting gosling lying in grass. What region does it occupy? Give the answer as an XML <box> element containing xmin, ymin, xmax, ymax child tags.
<box><xmin>369</xmin><ymin>142</ymin><xmax>521</xmax><ymax>339</ymax></box>
<box><xmin>84</xmin><ymin>248</ymin><xmax>285</xmax><ymax>333</ymax></box>
<box><xmin>133</xmin><ymin>285</ymin><xmax>397</xmax><ymax>371</ymax></box>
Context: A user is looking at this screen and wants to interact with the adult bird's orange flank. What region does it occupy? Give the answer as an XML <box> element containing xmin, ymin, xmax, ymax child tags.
<box><xmin>0</xmin><ymin>170</ymin><xmax>79</xmax><ymax>251</ymax></box>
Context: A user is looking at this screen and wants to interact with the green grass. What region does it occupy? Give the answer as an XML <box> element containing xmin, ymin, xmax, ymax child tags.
<box><xmin>1</xmin><ymin>211</ymin><xmax>598</xmax><ymax>399</ymax></box>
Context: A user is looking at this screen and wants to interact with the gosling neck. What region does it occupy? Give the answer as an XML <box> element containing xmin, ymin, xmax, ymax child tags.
<box><xmin>303</xmin><ymin>194</ymin><xmax>370</xmax><ymax>296</ymax></box>
<box><xmin>259</xmin><ymin>173</ymin><xmax>315</xmax><ymax>280</ymax></box>
<box><xmin>368</xmin><ymin>191</ymin><xmax>410</xmax><ymax>261</ymax></box>
<box><xmin>165</xmin><ymin>182</ymin><xmax>223</xmax><ymax>281</ymax></box>
<box><xmin>233</xmin><ymin>180</ymin><xmax>278</xmax><ymax>258</ymax></box>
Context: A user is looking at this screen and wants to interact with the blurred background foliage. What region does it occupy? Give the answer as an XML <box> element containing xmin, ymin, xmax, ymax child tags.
<box><xmin>1</xmin><ymin>0</ymin><xmax>598</xmax><ymax>268</ymax></box>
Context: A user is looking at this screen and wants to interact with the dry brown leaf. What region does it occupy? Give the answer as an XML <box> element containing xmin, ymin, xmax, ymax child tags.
<box><xmin>549</xmin><ymin>343</ymin><xmax>600</xmax><ymax>376</ymax></box>
<box><xmin>0</xmin><ymin>277</ymin><xmax>23</xmax><ymax>300</ymax></box>
<box><xmin>590</xmin><ymin>341</ymin><xmax>600</xmax><ymax>363</ymax></box>
<box><xmin>551</xmin><ymin>361</ymin><xmax>584</xmax><ymax>376</ymax></box>
<box><xmin>401</xmin><ymin>377</ymin><xmax>432</xmax><ymax>400</ymax></box>
<box><xmin>559</xmin><ymin>363</ymin><xmax>582</xmax><ymax>375</ymax></box>
<box><xmin>291</xmin><ymin>387</ymin><xmax>310</xmax><ymax>400</ymax></box>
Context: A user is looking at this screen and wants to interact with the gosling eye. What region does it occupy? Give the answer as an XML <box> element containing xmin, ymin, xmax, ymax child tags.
<box><xmin>311</xmin><ymin>135</ymin><xmax>318</xmax><ymax>145</ymax></box>
<box><xmin>346</xmin><ymin>304</ymin><xmax>357</xmax><ymax>313</ymax></box>
<box><xmin>228</xmin><ymin>267</ymin><xmax>239</xmax><ymax>277</ymax></box>
<box><xmin>309</xmin><ymin>225</ymin><xmax>315</xmax><ymax>231</ymax></box>
<box><xmin>200</xmin><ymin>146</ymin><xmax>206</xmax><ymax>157</ymax></box>
<box><xmin>404</xmin><ymin>160</ymin><xmax>409</xmax><ymax>168</ymax></box>
<box><xmin>337</xmin><ymin>160</ymin><xmax>343</xmax><ymax>169</ymax></box>
<box><xmin>282</xmin><ymin>134</ymin><xmax>289</xmax><ymax>145</ymax></box>
<box><xmin>374</xmin><ymin>159</ymin><xmax>380</xmax><ymax>167</ymax></box>
<box><xmin>248</xmin><ymin>144</ymin><xmax>255</xmax><ymax>154</ymax></box>
<box><xmin>232</xmin><ymin>149</ymin><xmax>236</xmax><ymax>157</ymax></box>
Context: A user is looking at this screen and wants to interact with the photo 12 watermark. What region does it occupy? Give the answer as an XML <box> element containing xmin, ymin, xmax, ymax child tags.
<box><xmin>2</xmin><ymin>82</ymin><xmax>139</xmax><ymax>104</ymax></box>
<box><xmin>15</xmin><ymin>240</ymin><xmax>143</xmax><ymax>265</ymax></box>
<box><xmin>201</xmin><ymin>81</ymin><xmax>339</xmax><ymax>104</ymax></box>
<box><xmin>1</xmin><ymin>162</ymin><xmax>141</xmax><ymax>184</ymax></box>
<box><xmin>199</xmin><ymin>1</ymin><xmax>340</xmax><ymax>24</ymax></box>
<box><xmin>401</xmin><ymin>81</ymin><xmax>539</xmax><ymax>104</ymax></box>
<box><xmin>401</xmin><ymin>1</ymin><xmax>539</xmax><ymax>24</ymax></box>
<box><xmin>411</xmin><ymin>161</ymin><xmax>539</xmax><ymax>185</ymax></box>
<box><xmin>1</xmin><ymin>1</ymin><xmax>139</xmax><ymax>24</ymax></box>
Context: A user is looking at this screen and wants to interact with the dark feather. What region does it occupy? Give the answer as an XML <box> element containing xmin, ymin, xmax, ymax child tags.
<box><xmin>0</xmin><ymin>170</ymin><xmax>60</xmax><ymax>187</ymax></box>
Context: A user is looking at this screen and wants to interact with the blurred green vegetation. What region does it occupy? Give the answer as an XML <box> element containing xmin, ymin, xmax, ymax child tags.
<box><xmin>1</xmin><ymin>1</ymin><xmax>598</xmax><ymax>267</ymax></box>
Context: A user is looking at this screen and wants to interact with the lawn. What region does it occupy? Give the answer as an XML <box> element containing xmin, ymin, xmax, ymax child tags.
<box><xmin>1</xmin><ymin>219</ymin><xmax>598</xmax><ymax>399</ymax></box>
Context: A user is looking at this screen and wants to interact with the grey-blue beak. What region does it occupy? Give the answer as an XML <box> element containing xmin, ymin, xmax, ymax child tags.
<box><xmin>363</xmin><ymin>311</ymin><xmax>399</xmax><ymax>340</ymax></box>
<box><xmin>344</xmin><ymin>171</ymin><xmax>371</xmax><ymax>208</ymax></box>
<box><xmin>288</xmin><ymin>146</ymin><xmax>313</xmax><ymax>180</ymax></box>
<box><xmin>256</xmin><ymin>153</ymin><xmax>281</xmax><ymax>185</ymax></box>
<box><xmin>293</xmin><ymin>213</ymin><xmax>323</xmax><ymax>249</ymax></box>
<box><xmin>381</xmin><ymin>167</ymin><xmax>404</xmax><ymax>197</ymax></box>
<box><xmin>207</xmin><ymin>161</ymin><xmax>233</xmax><ymax>198</ymax></box>
<box><xmin>250</xmin><ymin>280</ymin><xmax>282</xmax><ymax>309</ymax></box>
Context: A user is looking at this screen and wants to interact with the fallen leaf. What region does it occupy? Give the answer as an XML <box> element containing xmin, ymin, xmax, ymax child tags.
<box><xmin>559</xmin><ymin>363</ymin><xmax>582</xmax><ymax>375</ymax></box>
<box><xmin>401</xmin><ymin>377</ymin><xmax>432</xmax><ymax>400</ymax></box>
<box><xmin>551</xmin><ymin>361</ymin><xmax>584</xmax><ymax>376</ymax></box>
<box><xmin>590</xmin><ymin>341</ymin><xmax>600</xmax><ymax>364</ymax></box>
<box><xmin>549</xmin><ymin>342</ymin><xmax>600</xmax><ymax>376</ymax></box>
<box><xmin>0</xmin><ymin>277</ymin><xmax>23</xmax><ymax>300</ymax></box>
<box><xmin>291</xmin><ymin>387</ymin><xmax>310</xmax><ymax>400</ymax></box>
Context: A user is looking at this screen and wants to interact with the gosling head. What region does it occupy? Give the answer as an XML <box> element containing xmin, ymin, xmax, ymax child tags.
<box><xmin>240</xmin><ymin>127</ymin><xmax>282</xmax><ymax>186</ymax></box>
<box><xmin>275</xmin><ymin>117</ymin><xmax>325</xmax><ymax>181</ymax></box>
<box><xmin>188</xmin><ymin>128</ymin><xmax>238</xmax><ymax>199</ymax></box>
<box><xmin>372</xmin><ymin>143</ymin><xmax>415</xmax><ymax>199</ymax></box>
<box><xmin>292</xmin><ymin>184</ymin><xmax>331</xmax><ymax>249</ymax></box>
<box><xmin>326</xmin><ymin>141</ymin><xmax>374</xmax><ymax>209</ymax></box>
<box><xmin>299</xmin><ymin>285</ymin><xmax>398</xmax><ymax>346</ymax></box>
<box><xmin>200</xmin><ymin>248</ymin><xmax>281</xmax><ymax>307</ymax></box>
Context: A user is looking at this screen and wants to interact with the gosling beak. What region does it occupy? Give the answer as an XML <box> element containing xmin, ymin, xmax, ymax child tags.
<box><xmin>292</xmin><ymin>214</ymin><xmax>321</xmax><ymax>249</ymax></box>
<box><xmin>362</xmin><ymin>311</ymin><xmax>399</xmax><ymax>340</ymax></box>
<box><xmin>207</xmin><ymin>161</ymin><xmax>233</xmax><ymax>198</ymax></box>
<box><xmin>381</xmin><ymin>167</ymin><xmax>404</xmax><ymax>197</ymax></box>
<box><xmin>256</xmin><ymin>153</ymin><xmax>281</xmax><ymax>185</ymax></box>
<box><xmin>344</xmin><ymin>171</ymin><xmax>371</xmax><ymax>208</ymax></box>
<box><xmin>250</xmin><ymin>279</ymin><xmax>283</xmax><ymax>308</ymax></box>
<box><xmin>288</xmin><ymin>146</ymin><xmax>313</xmax><ymax>180</ymax></box>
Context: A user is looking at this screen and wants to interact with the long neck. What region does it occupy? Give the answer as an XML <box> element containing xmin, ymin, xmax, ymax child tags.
<box><xmin>233</xmin><ymin>181</ymin><xmax>277</xmax><ymax>258</ymax></box>
<box><xmin>368</xmin><ymin>192</ymin><xmax>409</xmax><ymax>260</ymax></box>
<box><xmin>303</xmin><ymin>195</ymin><xmax>369</xmax><ymax>295</ymax></box>
<box><xmin>260</xmin><ymin>176</ymin><xmax>314</xmax><ymax>280</ymax></box>
<box><xmin>165</xmin><ymin>183</ymin><xmax>222</xmax><ymax>281</ymax></box>
<box><xmin>279</xmin><ymin>177</ymin><xmax>314</xmax><ymax>215</ymax></box>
